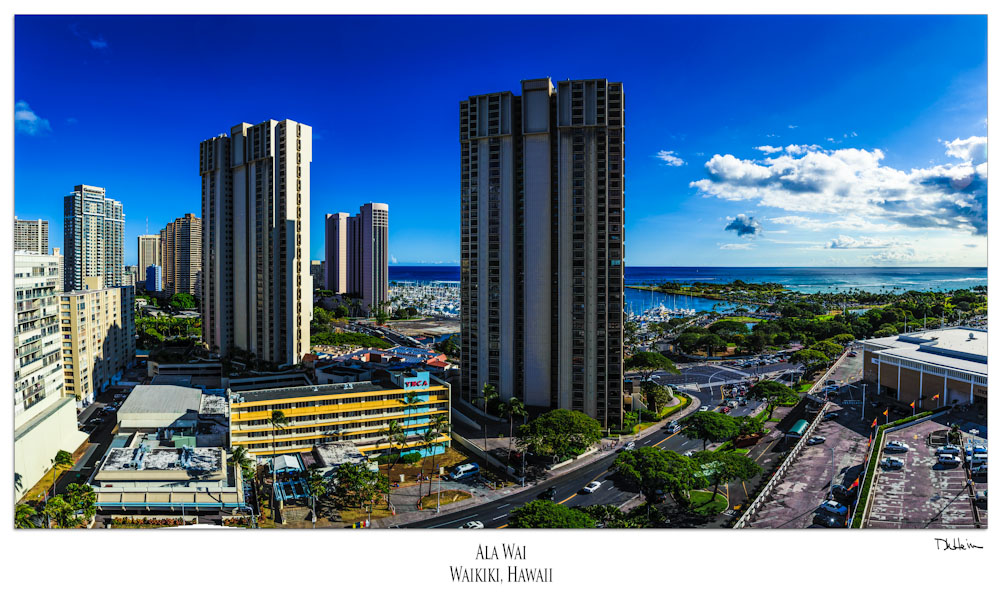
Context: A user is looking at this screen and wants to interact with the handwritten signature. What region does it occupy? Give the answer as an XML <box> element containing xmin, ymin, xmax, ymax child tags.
<box><xmin>934</xmin><ymin>538</ymin><xmax>984</xmax><ymax>551</ymax></box>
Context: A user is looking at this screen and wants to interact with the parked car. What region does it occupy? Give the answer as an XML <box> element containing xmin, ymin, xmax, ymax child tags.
<box><xmin>880</xmin><ymin>457</ymin><xmax>904</xmax><ymax>469</ymax></box>
<box><xmin>884</xmin><ymin>441</ymin><xmax>910</xmax><ymax>453</ymax></box>
<box><xmin>538</xmin><ymin>486</ymin><xmax>557</xmax><ymax>501</ymax></box>
<box><xmin>847</xmin><ymin>352</ymin><xmax>857</xmax><ymax>357</ymax></box>
<box><xmin>831</xmin><ymin>484</ymin><xmax>858</xmax><ymax>504</ymax></box>
<box><xmin>581</xmin><ymin>481</ymin><xmax>602</xmax><ymax>494</ymax></box>
<box><xmin>937</xmin><ymin>454</ymin><xmax>961</xmax><ymax>467</ymax></box>
<box><xmin>975</xmin><ymin>490</ymin><xmax>988</xmax><ymax>506</ymax></box>
<box><xmin>823</xmin><ymin>412</ymin><xmax>840</xmax><ymax>421</ymax></box>
<box><xmin>817</xmin><ymin>500</ymin><xmax>849</xmax><ymax>517</ymax></box>
<box><xmin>826</xmin><ymin>379</ymin><xmax>837</xmax><ymax>386</ymax></box>
<box><xmin>806</xmin><ymin>436</ymin><xmax>826</xmax><ymax>446</ymax></box>
<box><xmin>971</xmin><ymin>465</ymin><xmax>988</xmax><ymax>477</ymax></box>
<box><xmin>459</xmin><ymin>521</ymin><xmax>484</xmax><ymax>529</ymax></box>
<box><xmin>812</xmin><ymin>512</ymin><xmax>846</xmax><ymax>528</ymax></box>
<box><xmin>447</xmin><ymin>463</ymin><xmax>480</xmax><ymax>481</ymax></box>
<box><xmin>936</xmin><ymin>445</ymin><xmax>962</xmax><ymax>456</ymax></box>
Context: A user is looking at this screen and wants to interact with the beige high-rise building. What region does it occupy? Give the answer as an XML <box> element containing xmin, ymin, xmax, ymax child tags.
<box><xmin>460</xmin><ymin>78</ymin><xmax>625</xmax><ymax>427</ymax></box>
<box><xmin>325</xmin><ymin>203</ymin><xmax>389</xmax><ymax>313</ymax></box>
<box><xmin>63</xmin><ymin>184</ymin><xmax>125</xmax><ymax>291</ymax></box>
<box><xmin>14</xmin><ymin>217</ymin><xmax>48</xmax><ymax>253</ymax></box>
<box><xmin>52</xmin><ymin>247</ymin><xmax>64</xmax><ymax>293</ymax></box>
<box><xmin>137</xmin><ymin>234</ymin><xmax>162</xmax><ymax>288</ymax></box>
<box><xmin>60</xmin><ymin>277</ymin><xmax>136</xmax><ymax>405</ymax></box>
<box><xmin>200</xmin><ymin>119</ymin><xmax>312</xmax><ymax>365</ymax></box>
<box><xmin>161</xmin><ymin>213</ymin><xmax>202</xmax><ymax>297</ymax></box>
<box><xmin>14</xmin><ymin>252</ymin><xmax>87</xmax><ymax>501</ymax></box>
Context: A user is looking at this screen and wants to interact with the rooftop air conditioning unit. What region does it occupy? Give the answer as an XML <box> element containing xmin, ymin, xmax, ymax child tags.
<box><xmin>969</xmin><ymin>333</ymin><xmax>976</xmax><ymax>340</ymax></box>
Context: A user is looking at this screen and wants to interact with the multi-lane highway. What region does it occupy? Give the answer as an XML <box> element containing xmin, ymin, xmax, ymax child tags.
<box><xmin>408</xmin><ymin>360</ymin><xmax>795</xmax><ymax>528</ymax></box>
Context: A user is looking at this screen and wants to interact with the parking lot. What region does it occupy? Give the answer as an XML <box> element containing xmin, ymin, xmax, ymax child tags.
<box><xmin>744</xmin><ymin>398</ymin><xmax>869</xmax><ymax>528</ymax></box>
<box><xmin>866</xmin><ymin>418</ymin><xmax>978</xmax><ymax>529</ymax></box>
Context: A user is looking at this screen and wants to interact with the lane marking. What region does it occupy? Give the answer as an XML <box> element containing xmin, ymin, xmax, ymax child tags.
<box><xmin>492</xmin><ymin>513</ymin><xmax>508</xmax><ymax>521</ymax></box>
<box><xmin>496</xmin><ymin>524</ymin><xmax>508</xmax><ymax>529</ymax></box>
<box><xmin>428</xmin><ymin>513</ymin><xmax>478</xmax><ymax>528</ymax></box>
<box><xmin>557</xmin><ymin>493</ymin><xmax>577</xmax><ymax>505</ymax></box>
<box><xmin>653</xmin><ymin>428</ymin><xmax>684</xmax><ymax>447</ymax></box>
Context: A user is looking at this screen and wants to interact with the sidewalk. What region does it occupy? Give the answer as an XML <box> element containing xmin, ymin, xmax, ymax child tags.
<box><xmin>372</xmin><ymin>394</ymin><xmax>704</xmax><ymax>528</ymax></box>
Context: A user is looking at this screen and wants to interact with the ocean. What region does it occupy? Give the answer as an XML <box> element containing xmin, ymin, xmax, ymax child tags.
<box><xmin>389</xmin><ymin>265</ymin><xmax>987</xmax><ymax>315</ymax></box>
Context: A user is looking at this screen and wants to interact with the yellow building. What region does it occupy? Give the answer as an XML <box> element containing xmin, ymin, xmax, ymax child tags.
<box><xmin>60</xmin><ymin>276</ymin><xmax>136</xmax><ymax>404</ymax></box>
<box><xmin>229</xmin><ymin>369</ymin><xmax>451</xmax><ymax>457</ymax></box>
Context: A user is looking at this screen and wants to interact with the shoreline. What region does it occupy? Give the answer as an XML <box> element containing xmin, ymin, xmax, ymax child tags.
<box><xmin>625</xmin><ymin>285</ymin><xmax>773</xmax><ymax>306</ymax></box>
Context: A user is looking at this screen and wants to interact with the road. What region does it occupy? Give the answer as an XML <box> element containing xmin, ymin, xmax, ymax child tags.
<box><xmin>409</xmin><ymin>361</ymin><xmax>792</xmax><ymax>529</ymax></box>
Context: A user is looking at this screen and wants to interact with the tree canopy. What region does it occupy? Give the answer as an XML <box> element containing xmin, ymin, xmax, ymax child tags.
<box><xmin>747</xmin><ymin>380</ymin><xmax>799</xmax><ymax>405</ymax></box>
<box><xmin>516</xmin><ymin>409</ymin><xmax>602</xmax><ymax>460</ymax></box>
<box><xmin>614</xmin><ymin>447</ymin><xmax>706</xmax><ymax>506</ymax></box>
<box><xmin>331</xmin><ymin>462</ymin><xmax>389</xmax><ymax>509</ymax></box>
<box><xmin>692</xmin><ymin>450</ymin><xmax>762</xmax><ymax>498</ymax></box>
<box><xmin>625</xmin><ymin>351</ymin><xmax>680</xmax><ymax>382</ymax></box>
<box><xmin>509</xmin><ymin>500</ymin><xmax>596</xmax><ymax>528</ymax></box>
<box><xmin>641</xmin><ymin>381</ymin><xmax>673</xmax><ymax>413</ymax></box>
<box><xmin>683</xmin><ymin>411</ymin><xmax>741</xmax><ymax>450</ymax></box>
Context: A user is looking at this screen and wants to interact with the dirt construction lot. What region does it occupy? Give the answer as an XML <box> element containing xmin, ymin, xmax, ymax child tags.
<box><xmin>866</xmin><ymin>418</ymin><xmax>977</xmax><ymax>529</ymax></box>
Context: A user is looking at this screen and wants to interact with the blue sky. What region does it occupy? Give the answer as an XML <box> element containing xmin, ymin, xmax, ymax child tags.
<box><xmin>15</xmin><ymin>15</ymin><xmax>987</xmax><ymax>267</ymax></box>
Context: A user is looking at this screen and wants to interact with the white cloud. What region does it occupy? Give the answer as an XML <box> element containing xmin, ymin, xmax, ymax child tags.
<box><xmin>15</xmin><ymin>101</ymin><xmax>51</xmax><ymax>135</ymax></box>
<box><xmin>944</xmin><ymin>136</ymin><xmax>987</xmax><ymax>164</ymax></box>
<box><xmin>788</xmin><ymin>125</ymin><xmax>798</xmax><ymax>129</ymax></box>
<box><xmin>724</xmin><ymin>214</ymin><xmax>762</xmax><ymax>237</ymax></box>
<box><xmin>865</xmin><ymin>247</ymin><xmax>917</xmax><ymax>264</ymax></box>
<box><xmin>719</xmin><ymin>243</ymin><xmax>754</xmax><ymax>250</ymax></box>
<box><xmin>784</xmin><ymin>144</ymin><xmax>822</xmax><ymax>155</ymax></box>
<box><xmin>390</xmin><ymin>254</ymin><xmax>398</xmax><ymax>264</ymax></box>
<box><xmin>655</xmin><ymin>150</ymin><xmax>685</xmax><ymax>166</ymax></box>
<box><xmin>827</xmin><ymin>235</ymin><xmax>894</xmax><ymax>249</ymax></box>
<box><xmin>690</xmin><ymin>139</ymin><xmax>987</xmax><ymax>236</ymax></box>
<box><xmin>755</xmin><ymin>145</ymin><xmax>783</xmax><ymax>154</ymax></box>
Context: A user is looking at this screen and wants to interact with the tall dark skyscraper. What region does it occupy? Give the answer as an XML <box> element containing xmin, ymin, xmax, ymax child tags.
<box><xmin>460</xmin><ymin>77</ymin><xmax>625</xmax><ymax>427</ymax></box>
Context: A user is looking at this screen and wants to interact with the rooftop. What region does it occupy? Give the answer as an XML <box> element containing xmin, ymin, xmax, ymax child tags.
<box><xmin>119</xmin><ymin>385</ymin><xmax>202</xmax><ymax>415</ymax></box>
<box><xmin>101</xmin><ymin>444</ymin><xmax>223</xmax><ymax>473</ymax></box>
<box><xmin>233</xmin><ymin>380</ymin><xmax>389</xmax><ymax>403</ymax></box>
<box><xmin>199</xmin><ymin>394</ymin><xmax>228</xmax><ymax>415</ymax></box>
<box><xmin>865</xmin><ymin>327</ymin><xmax>988</xmax><ymax>375</ymax></box>
<box><xmin>313</xmin><ymin>442</ymin><xmax>368</xmax><ymax>468</ymax></box>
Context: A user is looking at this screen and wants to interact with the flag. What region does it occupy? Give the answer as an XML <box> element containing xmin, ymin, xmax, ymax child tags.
<box><xmin>871</xmin><ymin>417</ymin><xmax>878</xmax><ymax>428</ymax></box>
<box><xmin>931</xmin><ymin>394</ymin><xmax>940</xmax><ymax>401</ymax></box>
<box><xmin>910</xmin><ymin>401</ymin><xmax>915</xmax><ymax>409</ymax></box>
<box><xmin>848</xmin><ymin>477</ymin><xmax>860</xmax><ymax>489</ymax></box>
<box><xmin>883</xmin><ymin>408</ymin><xmax>888</xmax><ymax>417</ymax></box>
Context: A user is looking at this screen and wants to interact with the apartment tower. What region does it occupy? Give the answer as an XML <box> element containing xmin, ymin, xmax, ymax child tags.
<box><xmin>137</xmin><ymin>234</ymin><xmax>162</xmax><ymax>289</ymax></box>
<box><xmin>324</xmin><ymin>203</ymin><xmax>389</xmax><ymax>314</ymax></box>
<box><xmin>63</xmin><ymin>184</ymin><xmax>125</xmax><ymax>291</ymax></box>
<box><xmin>460</xmin><ymin>77</ymin><xmax>625</xmax><ymax>427</ymax></box>
<box><xmin>14</xmin><ymin>217</ymin><xmax>48</xmax><ymax>253</ymax></box>
<box><xmin>161</xmin><ymin>213</ymin><xmax>203</xmax><ymax>297</ymax></box>
<box><xmin>200</xmin><ymin>119</ymin><xmax>312</xmax><ymax>365</ymax></box>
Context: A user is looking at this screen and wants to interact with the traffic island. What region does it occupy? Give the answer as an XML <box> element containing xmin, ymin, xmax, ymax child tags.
<box><xmin>688</xmin><ymin>491</ymin><xmax>728</xmax><ymax>516</ymax></box>
<box><xmin>419</xmin><ymin>490</ymin><xmax>472</xmax><ymax>510</ymax></box>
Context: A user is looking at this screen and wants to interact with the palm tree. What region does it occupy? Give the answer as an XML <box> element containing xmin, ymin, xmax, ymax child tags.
<box><xmin>496</xmin><ymin>397</ymin><xmax>527</xmax><ymax>467</ymax></box>
<box><xmin>15</xmin><ymin>503</ymin><xmax>38</xmax><ymax>528</ymax></box>
<box><xmin>228</xmin><ymin>446</ymin><xmax>255</xmax><ymax>483</ymax></box>
<box><xmin>268</xmin><ymin>410</ymin><xmax>289</xmax><ymax>518</ymax></box>
<box><xmin>479</xmin><ymin>383</ymin><xmax>498</xmax><ymax>454</ymax></box>
<box><xmin>426</xmin><ymin>415</ymin><xmax>451</xmax><ymax>511</ymax></box>
<box><xmin>380</xmin><ymin>420</ymin><xmax>406</xmax><ymax>508</ymax></box>
<box><xmin>419</xmin><ymin>428</ymin><xmax>438</xmax><ymax>501</ymax></box>
<box><xmin>47</xmin><ymin>450</ymin><xmax>73</xmax><ymax>527</ymax></box>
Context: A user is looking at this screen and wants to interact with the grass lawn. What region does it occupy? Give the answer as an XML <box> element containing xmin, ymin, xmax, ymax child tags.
<box><xmin>794</xmin><ymin>382</ymin><xmax>812</xmax><ymax>393</ymax></box>
<box><xmin>380</xmin><ymin>446</ymin><xmax>468</xmax><ymax>482</ymax></box>
<box><xmin>689</xmin><ymin>491</ymin><xmax>728</xmax><ymax>516</ymax></box>
<box><xmin>419</xmin><ymin>489</ymin><xmax>472</xmax><ymax>510</ymax></box>
<box><xmin>717</xmin><ymin>316</ymin><xmax>763</xmax><ymax>324</ymax></box>
<box><xmin>339</xmin><ymin>506</ymin><xmax>395</xmax><ymax>524</ymax></box>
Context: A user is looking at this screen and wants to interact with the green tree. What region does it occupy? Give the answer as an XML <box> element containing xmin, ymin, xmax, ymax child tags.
<box><xmin>692</xmin><ymin>451</ymin><xmax>762</xmax><ymax>499</ymax></box>
<box><xmin>828</xmin><ymin>333</ymin><xmax>855</xmax><ymax>345</ymax></box>
<box><xmin>332</xmin><ymin>305</ymin><xmax>349</xmax><ymax>319</ymax></box>
<box><xmin>15</xmin><ymin>503</ymin><xmax>38</xmax><ymax>528</ymax></box>
<box><xmin>622</xmin><ymin>411</ymin><xmax>639</xmax><ymax>431</ymax></box>
<box><xmin>43</xmin><ymin>496</ymin><xmax>80</xmax><ymax>529</ymax></box>
<box><xmin>509</xmin><ymin>499</ymin><xmax>596</xmax><ymax>528</ymax></box>
<box><xmin>625</xmin><ymin>351</ymin><xmax>680</xmax><ymax>385</ymax></box>
<box><xmin>268</xmin><ymin>410</ymin><xmax>289</xmax><ymax>515</ymax></box>
<box><xmin>228</xmin><ymin>446</ymin><xmax>255</xmax><ymax>483</ymax></box>
<box><xmin>810</xmin><ymin>340</ymin><xmax>844</xmax><ymax>360</ymax></box>
<box><xmin>516</xmin><ymin>409</ymin><xmax>602</xmax><ymax>461</ymax></box>
<box><xmin>698</xmin><ymin>333</ymin><xmax>728</xmax><ymax>357</ymax></box>
<box><xmin>64</xmin><ymin>483</ymin><xmax>97</xmax><ymax>521</ymax></box>
<box><xmin>683</xmin><ymin>411</ymin><xmax>740</xmax><ymax>451</ymax></box>
<box><xmin>576</xmin><ymin>504</ymin><xmax>641</xmax><ymax>528</ymax></box>
<box><xmin>47</xmin><ymin>449</ymin><xmax>74</xmax><ymax>526</ymax></box>
<box><xmin>170</xmin><ymin>293</ymin><xmax>196</xmax><ymax>310</ymax></box>
<box><xmin>613</xmin><ymin>447</ymin><xmax>706</xmax><ymax>507</ymax></box>
<box><xmin>641</xmin><ymin>381</ymin><xmax>672</xmax><ymax>413</ymax></box>
<box><xmin>789</xmin><ymin>349</ymin><xmax>829</xmax><ymax>375</ymax></box>
<box><xmin>331</xmin><ymin>462</ymin><xmax>389</xmax><ymax>509</ymax></box>
<box><xmin>675</xmin><ymin>331</ymin><xmax>703</xmax><ymax>354</ymax></box>
<box><xmin>747</xmin><ymin>380</ymin><xmax>799</xmax><ymax>406</ymax></box>
<box><xmin>426</xmin><ymin>413</ymin><xmax>451</xmax><ymax>501</ymax></box>
<box><xmin>380</xmin><ymin>420</ymin><xmax>408</xmax><ymax>507</ymax></box>
<box><xmin>496</xmin><ymin>397</ymin><xmax>528</xmax><ymax>467</ymax></box>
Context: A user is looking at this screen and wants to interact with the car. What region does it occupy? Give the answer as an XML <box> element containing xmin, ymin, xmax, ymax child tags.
<box><xmin>884</xmin><ymin>441</ymin><xmax>910</xmax><ymax>453</ymax></box>
<box><xmin>831</xmin><ymin>484</ymin><xmax>858</xmax><ymax>504</ymax></box>
<box><xmin>652</xmin><ymin>489</ymin><xmax>668</xmax><ymax>503</ymax></box>
<box><xmin>619</xmin><ymin>441</ymin><xmax>636</xmax><ymax>452</ymax></box>
<box><xmin>968</xmin><ymin>451</ymin><xmax>988</xmax><ymax>465</ymax></box>
<box><xmin>538</xmin><ymin>486</ymin><xmax>557</xmax><ymax>501</ymax></box>
<box><xmin>721</xmin><ymin>407</ymin><xmax>731</xmax><ymax>414</ymax></box>
<box><xmin>822</xmin><ymin>385</ymin><xmax>839</xmax><ymax>393</ymax></box>
<box><xmin>817</xmin><ymin>500</ymin><xmax>849</xmax><ymax>517</ymax></box>
<box><xmin>937</xmin><ymin>454</ymin><xmax>961</xmax><ymax>467</ymax></box>
<box><xmin>936</xmin><ymin>445</ymin><xmax>962</xmax><ymax>456</ymax></box>
<box><xmin>739</xmin><ymin>399</ymin><xmax>748</xmax><ymax>406</ymax></box>
<box><xmin>880</xmin><ymin>457</ymin><xmax>904</xmax><ymax>469</ymax></box>
<box><xmin>812</xmin><ymin>512</ymin><xmax>846</xmax><ymax>528</ymax></box>
<box><xmin>447</xmin><ymin>463</ymin><xmax>480</xmax><ymax>481</ymax></box>
<box><xmin>80</xmin><ymin>424</ymin><xmax>97</xmax><ymax>435</ymax></box>
<box><xmin>823</xmin><ymin>412</ymin><xmax>840</xmax><ymax>421</ymax></box>
<box><xmin>826</xmin><ymin>379</ymin><xmax>837</xmax><ymax>386</ymax></box>
<box><xmin>971</xmin><ymin>465</ymin><xmax>988</xmax><ymax>477</ymax></box>
<box><xmin>806</xmin><ymin>436</ymin><xmax>826</xmax><ymax>446</ymax></box>
<box><xmin>581</xmin><ymin>481</ymin><xmax>602</xmax><ymax>494</ymax></box>
<box><xmin>699</xmin><ymin>407</ymin><xmax>710</xmax><ymax>412</ymax></box>
<box><xmin>847</xmin><ymin>352</ymin><xmax>857</xmax><ymax>357</ymax></box>
<box><xmin>459</xmin><ymin>521</ymin><xmax>484</xmax><ymax>529</ymax></box>
<box><xmin>664</xmin><ymin>423</ymin><xmax>681</xmax><ymax>433</ymax></box>
<box><xmin>727</xmin><ymin>400</ymin><xmax>739</xmax><ymax>408</ymax></box>
<box><xmin>683</xmin><ymin>451</ymin><xmax>694</xmax><ymax>457</ymax></box>
<box><xmin>975</xmin><ymin>490</ymin><xmax>988</xmax><ymax>506</ymax></box>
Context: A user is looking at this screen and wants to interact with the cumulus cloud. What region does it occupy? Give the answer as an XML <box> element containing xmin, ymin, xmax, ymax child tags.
<box><xmin>944</xmin><ymin>136</ymin><xmax>987</xmax><ymax>164</ymax></box>
<box><xmin>724</xmin><ymin>214</ymin><xmax>762</xmax><ymax>237</ymax></box>
<box><xmin>826</xmin><ymin>235</ymin><xmax>893</xmax><ymax>249</ymax></box>
<box><xmin>390</xmin><ymin>254</ymin><xmax>398</xmax><ymax>264</ymax></box>
<box><xmin>755</xmin><ymin>145</ymin><xmax>783</xmax><ymax>154</ymax></box>
<box><xmin>784</xmin><ymin>143</ymin><xmax>822</xmax><ymax>155</ymax></box>
<box><xmin>719</xmin><ymin>243</ymin><xmax>754</xmax><ymax>250</ymax></box>
<box><xmin>865</xmin><ymin>247</ymin><xmax>917</xmax><ymax>264</ymax></box>
<box><xmin>690</xmin><ymin>139</ymin><xmax>987</xmax><ymax>236</ymax></box>
<box><xmin>655</xmin><ymin>150</ymin><xmax>685</xmax><ymax>166</ymax></box>
<box><xmin>15</xmin><ymin>101</ymin><xmax>51</xmax><ymax>135</ymax></box>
